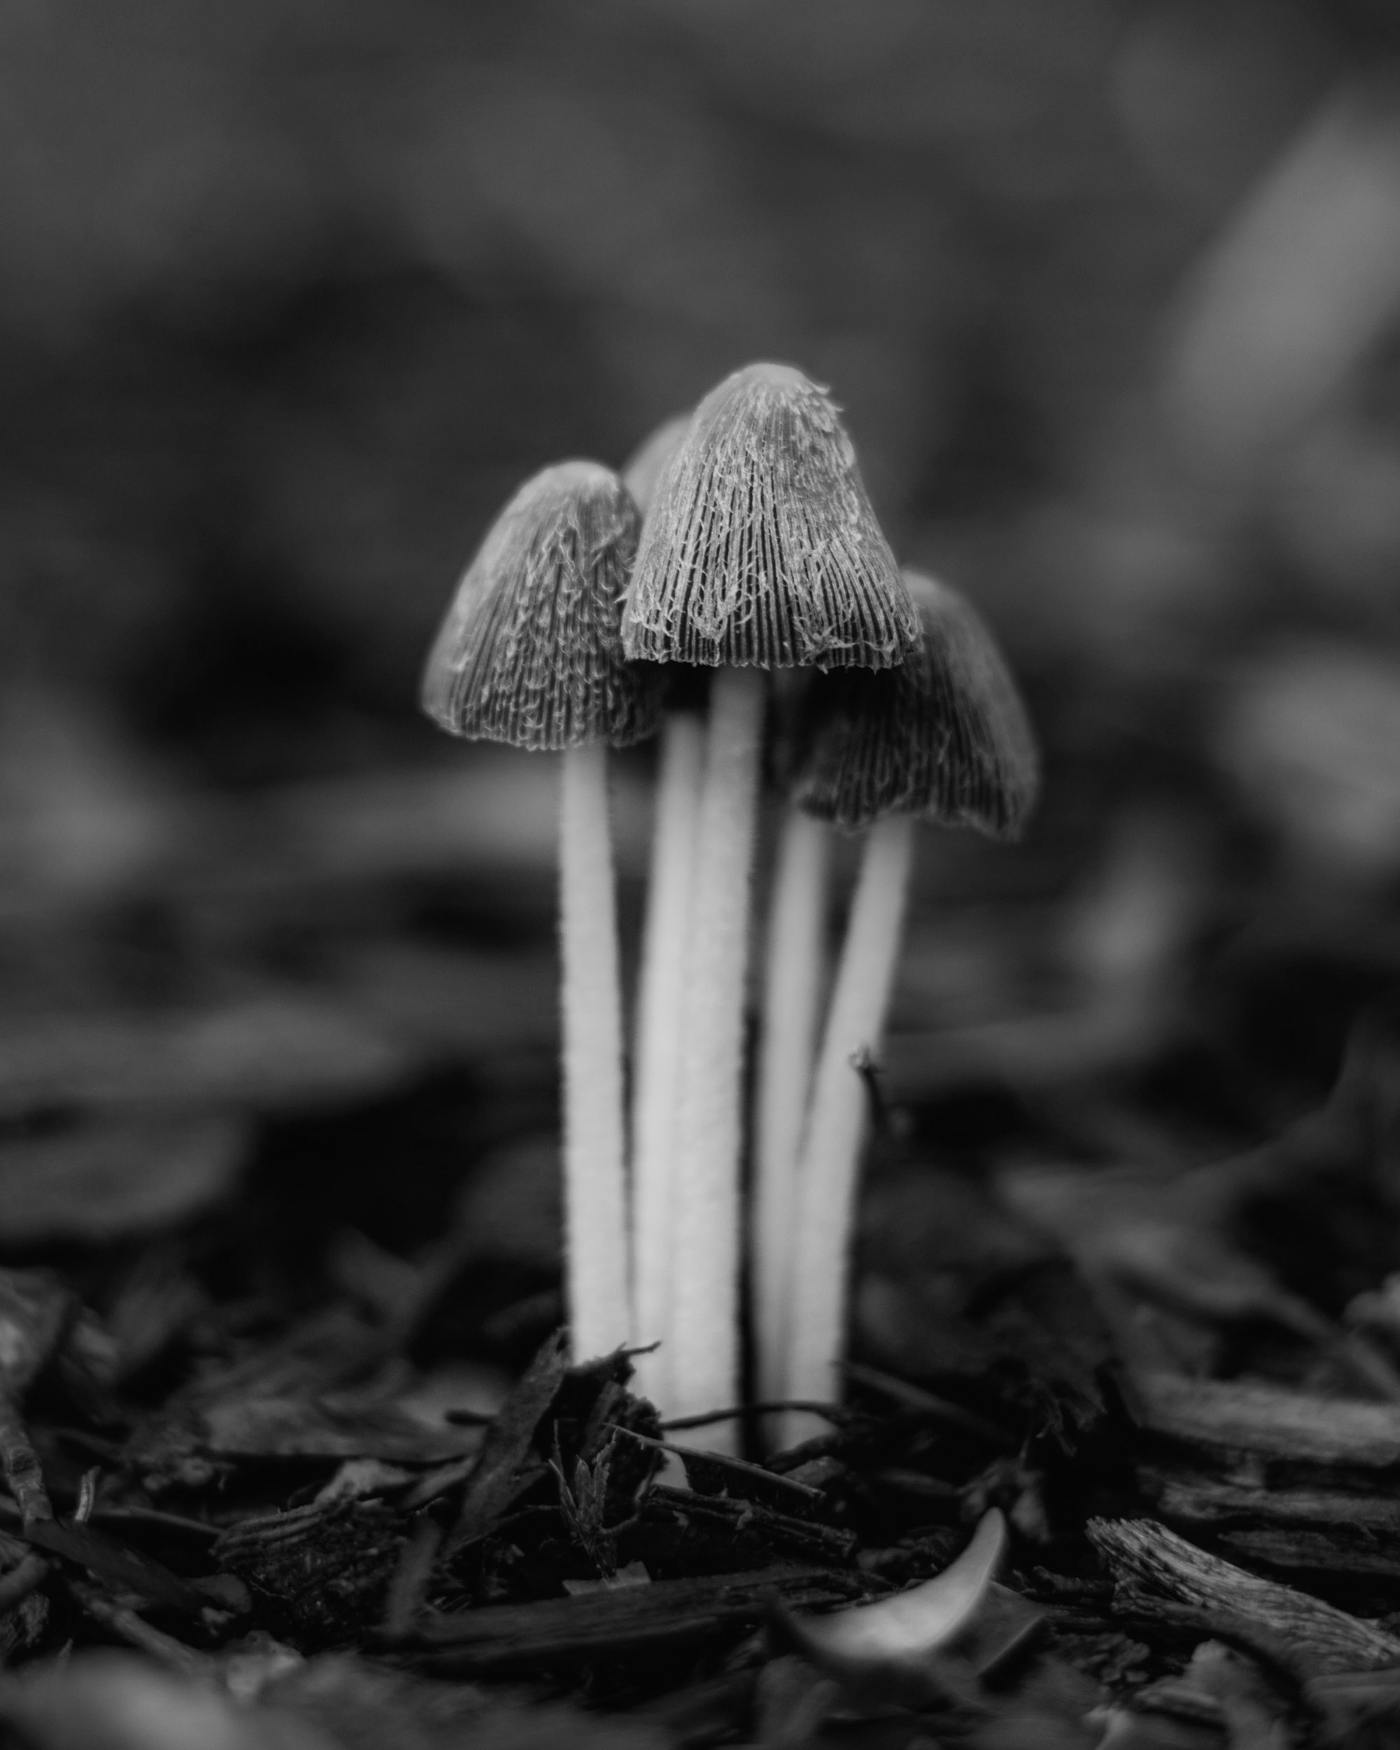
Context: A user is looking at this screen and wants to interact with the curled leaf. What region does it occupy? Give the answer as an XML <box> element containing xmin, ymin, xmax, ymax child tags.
<box><xmin>769</xmin><ymin>1508</ymin><xmax>1007</xmax><ymax>1707</ymax></box>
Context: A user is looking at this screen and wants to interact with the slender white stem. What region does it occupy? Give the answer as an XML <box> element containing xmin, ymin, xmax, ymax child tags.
<box><xmin>629</xmin><ymin>712</ymin><xmax>704</xmax><ymax>1406</ymax></box>
<box><xmin>779</xmin><ymin>812</ymin><xmax>915</xmax><ymax>1449</ymax></box>
<box><xmin>753</xmin><ymin>809</ymin><xmax>830</xmax><ymax>1407</ymax></box>
<box><xmin>667</xmin><ymin>666</ymin><xmax>766</xmax><ymax>1451</ymax></box>
<box><xmin>559</xmin><ymin>743</ymin><xmax>630</xmax><ymax>1359</ymax></box>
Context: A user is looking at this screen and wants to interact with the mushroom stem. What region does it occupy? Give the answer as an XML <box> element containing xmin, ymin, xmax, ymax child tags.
<box><xmin>780</xmin><ymin>810</ymin><xmax>914</xmax><ymax>1448</ymax></box>
<box><xmin>754</xmin><ymin>808</ymin><xmax>830</xmax><ymax>1409</ymax></box>
<box><xmin>559</xmin><ymin>741</ymin><xmax>631</xmax><ymax>1359</ymax></box>
<box><xmin>668</xmin><ymin>665</ymin><xmax>766</xmax><ymax>1449</ymax></box>
<box><xmin>630</xmin><ymin>709</ymin><xmax>705</xmax><ymax>1405</ymax></box>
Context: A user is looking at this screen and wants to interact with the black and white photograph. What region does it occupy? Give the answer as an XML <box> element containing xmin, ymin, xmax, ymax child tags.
<box><xmin>0</xmin><ymin>2</ymin><xmax>1399</xmax><ymax>1743</ymax></box>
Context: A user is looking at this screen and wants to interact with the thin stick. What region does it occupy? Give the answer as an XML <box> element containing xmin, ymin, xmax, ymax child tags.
<box><xmin>629</xmin><ymin>711</ymin><xmax>705</xmax><ymax>1406</ymax></box>
<box><xmin>753</xmin><ymin>808</ymin><xmax>830</xmax><ymax>1407</ymax></box>
<box><xmin>667</xmin><ymin>666</ymin><xmax>766</xmax><ymax>1449</ymax></box>
<box><xmin>780</xmin><ymin>812</ymin><xmax>914</xmax><ymax>1449</ymax></box>
<box><xmin>559</xmin><ymin>742</ymin><xmax>630</xmax><ymax>1358</ymax></box>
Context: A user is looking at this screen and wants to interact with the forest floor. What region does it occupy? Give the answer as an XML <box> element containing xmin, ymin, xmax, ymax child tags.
<box><xmin>0</xmin><ymin>734</ymin><xmax>1398</xmax><ymax>1750</ymax></box>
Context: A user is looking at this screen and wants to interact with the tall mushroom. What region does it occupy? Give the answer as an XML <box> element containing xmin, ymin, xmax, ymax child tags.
<box><xmin>619</xmin><ymin>414</ymin><xmax>701</xmax><ymax>1412</ymax></box>
<box><xmin>422</xmin><ymin>460</ymin><xmax>661</xmax><ymax>1361</ymax></box>
<box><xmin>774</xmin><ymin>569</ymin><xmax>1039</xmax><ymax>1447</ymax></box>
<box><xmin>623</xmin><ymin>363</ymin><xmax>917</xmax><ymax>1446</ymax></box>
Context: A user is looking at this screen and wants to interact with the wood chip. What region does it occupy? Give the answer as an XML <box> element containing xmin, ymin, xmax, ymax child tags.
<box><xmin>1088</xmin><ymin>1517</ymin><xmax>1400</xmax><ymax>1678</ymax></box>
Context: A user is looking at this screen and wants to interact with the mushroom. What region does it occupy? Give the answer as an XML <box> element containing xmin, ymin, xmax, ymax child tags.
<box><xmin>421</xmin><ymin>461</ymin><xmax>661</xmax><ymax>1360</ymax></box>
<box><xmin>618</xmin><ymin>415</ymin><xmax>702</xmax><ymax>1412</ymax></box>
<box><xmin>623</xmin><ymin>363</ymin><xmax>917</xmax><ymax>1445</ymax></box>
<box><xmin>773</xmin><ymin>569</ymin><xmax>1039</xmax><ymax>1446</ymax></box>
<box><xmin>752</xmin><ymin>756</ymin><xmax>832</xmax><ymax>1410</ymax></box>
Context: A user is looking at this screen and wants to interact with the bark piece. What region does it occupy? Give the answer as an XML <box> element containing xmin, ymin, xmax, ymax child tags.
<box><xmin>403</xmin><ymin>1564</ymin><xmax>864</xmax><ymax>1675</ymax></box>
<box><xmin>1087</xmin><ymin>1517</ymin><xmax>1400</xmax><ymax>1678</ymax></box>
<box><xmin>1130</xmin><ymin>1372</ymin><xmax>1400</xmax><ymax>1471</ymax></box>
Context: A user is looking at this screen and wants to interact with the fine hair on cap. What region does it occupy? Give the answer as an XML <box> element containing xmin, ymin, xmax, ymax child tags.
<box><xmin>422</xmin><ymin>461</ymin><xmax>661</xmax><ymax>751</ymax></box>
<box><xmin>624</xmin><ymin>363</ymin><xmax>917</xmax><ymax>671</ymax></box>
<box><xmin>793</xmin><ymin>569</ymin><xmax>1039</xmax><ymax>838</ymax></box>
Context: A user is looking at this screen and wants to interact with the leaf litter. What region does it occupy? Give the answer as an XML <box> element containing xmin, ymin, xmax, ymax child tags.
<box><xmin>0</xmin><ymin>681</ymin><xmax>1399</xmax><ymax>1749</ymax></box>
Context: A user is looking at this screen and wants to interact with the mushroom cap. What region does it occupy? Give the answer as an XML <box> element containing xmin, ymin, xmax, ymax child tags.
<box><xmin>793</xmin><ymin>569</ymin><xmax>1040</xmax><ymax>838</ymax></box>
<box><xmin>421</xmin><ymin>461</ymin><xmax>662</xmax><ymax>751</ymax></box>
<box><xmin>621</xmin><ymin>412</ymin><xmax>692</xmax><ymax>518</ymax></box>
<box><xmin>622</xmin><ymin>363</ymin><xmax>917</xmax><ymax>671</ymax></box>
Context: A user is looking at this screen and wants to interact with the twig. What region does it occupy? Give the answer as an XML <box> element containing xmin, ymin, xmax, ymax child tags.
<box><xmin>0</xmin><ymin>1391</ymin><xmax>51</xmax><ymax>1525</ymax></box>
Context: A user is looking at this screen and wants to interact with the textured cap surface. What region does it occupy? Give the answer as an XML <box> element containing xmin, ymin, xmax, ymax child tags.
<box><xmin>623</xmin><ymin>363</ymin><xmax>916</xmax><ymax>670</ymax></box>
<box><xmin>421</xmin><ymin>461</ymin><xmax>661</xmax><ymax>751</ymax></box>
<box><xmin>794</xmin><ymin>569</ymin><xmax>1040</xmax><ymax>837</ymax></box>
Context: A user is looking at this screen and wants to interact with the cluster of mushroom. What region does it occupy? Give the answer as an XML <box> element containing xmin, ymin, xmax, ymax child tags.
<box><xmin>421</xmin><ymin>364</ymin><xmax>1039</xmax><ymax>1455</ymax></box>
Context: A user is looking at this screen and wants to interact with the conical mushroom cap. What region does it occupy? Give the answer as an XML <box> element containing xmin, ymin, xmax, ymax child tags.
<box><xmin>421</xmin><ymin>461</ymin><xmax>661</xmax><ymax>751</ymax></box>
<box><xmin>793</xmin><ymin>570</ymin><xmax>1040</xmax><ymax>838</ymax></box>
<box><xmin>623</xmin><ymin>363</ymin><xmax>917</xmax><ymax>670</ymax></box>
<box><xmin>621</xmin><ymin>413</ymin><xmax>692</xmax><ymax>517</ymax></box>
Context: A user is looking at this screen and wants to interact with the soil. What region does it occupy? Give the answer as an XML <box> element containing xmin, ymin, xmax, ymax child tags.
<box><xmin>0</xmin><ymin>733</ymin><xmax>1397</xmax><ymax>1750</ymax></box>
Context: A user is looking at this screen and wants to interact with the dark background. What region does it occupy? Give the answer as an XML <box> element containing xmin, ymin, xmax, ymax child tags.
<box><xmin>3</xmin><ymin>0</ymin><xmax>1400</xmax><ymax>1141</ymax></box>
<box><xmin>3</xmin><ymin>11</ymin><xmax>1400</xmax><ymax>1724</ymax></box>
<box><xmin>3</xmin><ymin>2</ymin><xmax>1396</xmax><ymax>763</ymax></box>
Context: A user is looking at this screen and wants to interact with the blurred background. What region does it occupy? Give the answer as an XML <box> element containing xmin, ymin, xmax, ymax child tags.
<box><xmin>3</xmin><ymin>0</ymin><xmax>1400</xmax><ymax>1296</ymax></box>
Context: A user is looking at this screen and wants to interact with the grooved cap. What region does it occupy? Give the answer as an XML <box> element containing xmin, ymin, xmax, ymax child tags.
<box><xmin>421</xmin><ymin>461</ymin><xmax>661</xmax><ymax>751</ymax></box>
<box><xmin>622</xmin><ymin>363</ymin><xmax>917</xmax><ymax>670</ymax></box>
<box><xmin>794</xmin><ymin>569</ymin><xmax>1040</xmax><ymax>838</ymax></box>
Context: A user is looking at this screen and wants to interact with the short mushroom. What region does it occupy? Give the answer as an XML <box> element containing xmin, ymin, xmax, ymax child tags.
<box><xmin>421</xmin><ymin>460</ymin><xmax>661</xmax><ymax>1361</ymax></box>
<box><xmin>773</xmin><ymin>569</ymin><xmax>1039</xmax><ymax>1446</ymax></box>
<box><xmin>623</xmin><ymin>363</ymin><xmax>917</xmax><ymax>1445</ymax></box>
<box><xmin>752</xmin><ymin>743</ymin><xmax>832</xmax><ymax>1410</ymax></box>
